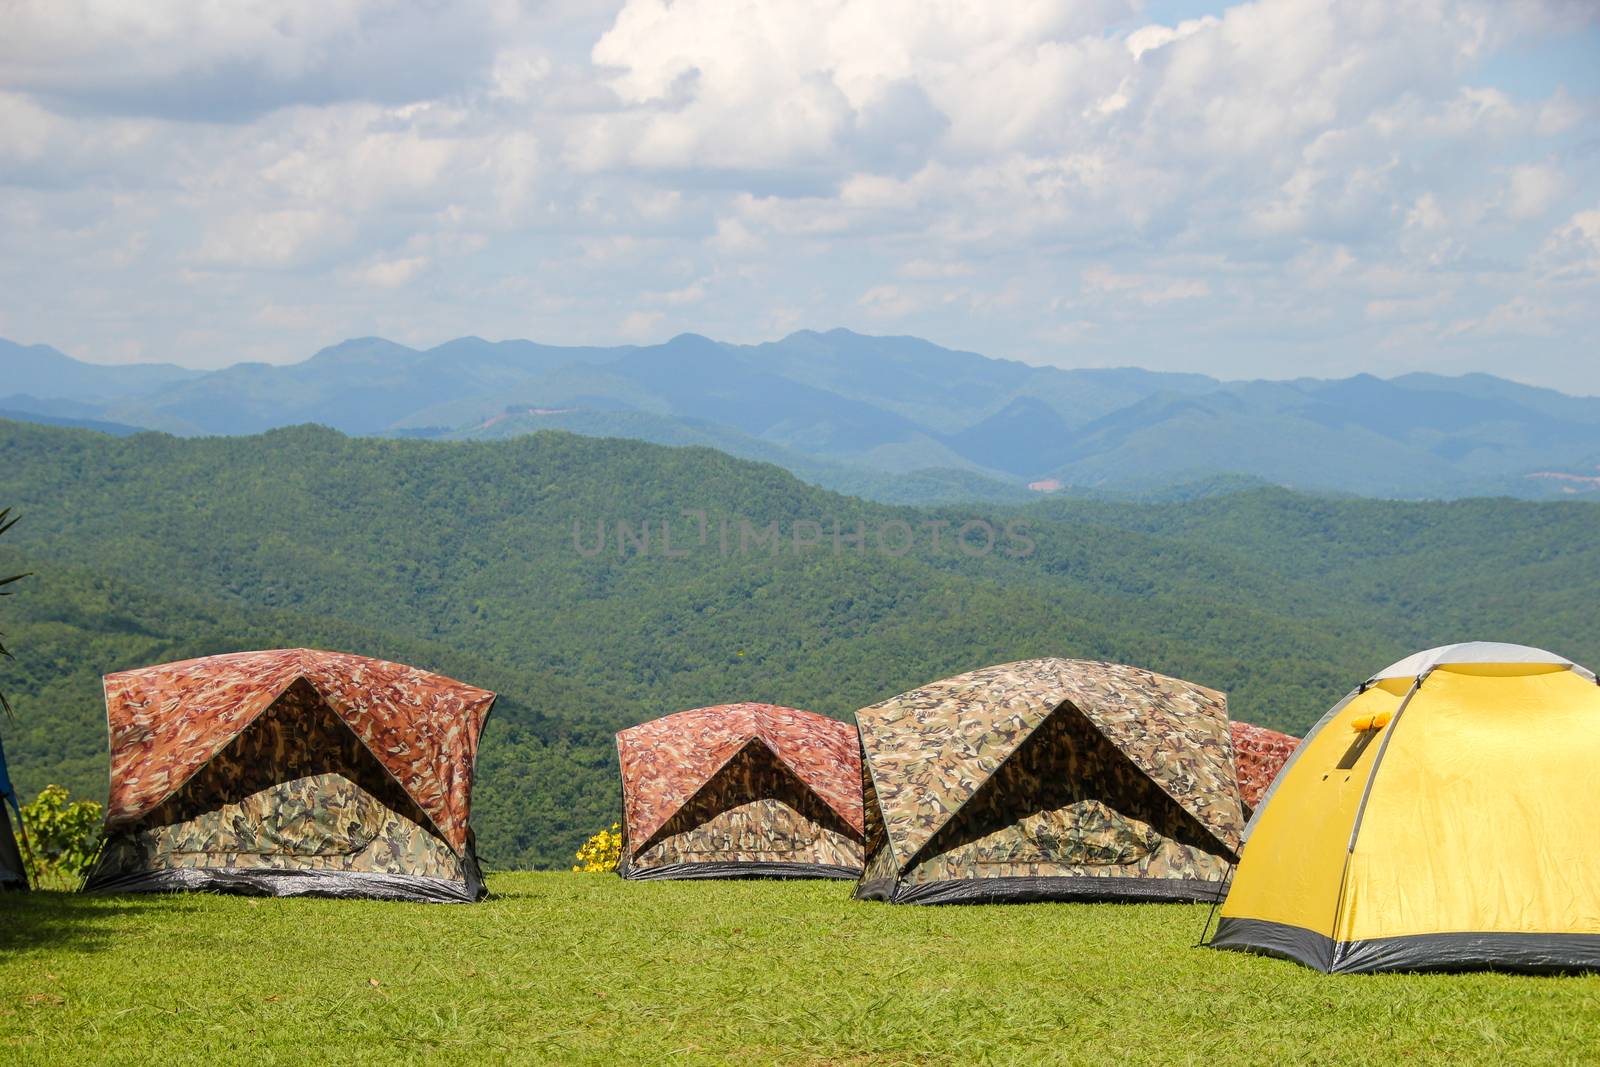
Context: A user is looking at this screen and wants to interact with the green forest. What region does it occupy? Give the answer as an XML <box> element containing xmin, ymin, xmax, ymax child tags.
<box><xmin>2</xmin><ymin>418</ymin><xmax>1597</xmax><ymax>869</ymax></box>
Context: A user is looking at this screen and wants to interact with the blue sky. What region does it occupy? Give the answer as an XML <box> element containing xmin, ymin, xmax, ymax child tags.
<box><xmin>0</xmin><ymin>0</ymin><xmax>1596</xmax><ymax>390</ymax></box>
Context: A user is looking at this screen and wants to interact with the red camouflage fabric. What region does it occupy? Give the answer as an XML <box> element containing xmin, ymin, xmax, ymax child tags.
<box><xmin>1229</xmin><ymin>720</ymin><xmax>1298</xmax><ymax>810</ymax></box>
<box><xmin>617</xmin><ymin>704</ymin><xmax>863</xmax><ymax>856</ymax></box>
<box><xmin>102</xmin><ymin>649</ymin><xmax>495</xmax><ymax>855</ymax></box>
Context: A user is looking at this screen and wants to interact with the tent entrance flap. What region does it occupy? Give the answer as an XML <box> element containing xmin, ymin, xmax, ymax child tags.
<box><xmin>890</xmin><ymin>703</ymin><xmax>1233</xmax><ymax>899</ymax></box>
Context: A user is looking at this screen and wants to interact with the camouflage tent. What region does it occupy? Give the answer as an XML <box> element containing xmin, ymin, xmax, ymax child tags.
<box><xmin>0</xmin><ymin>733</ymin><xmax>26</xmax><ymax>891</ymax></box>
<box><xmin>856</xmin><ymin>658</ymin><xmax>1246</xmax><ymax>905</ymax></box>
<box><xmin>1228</xmin><ymin>721</ymin><xmax>1298</xmax><ymax>817</ymax></box>
<box><xmin>84</xmin><ymin>649</ymin><xmax>495</xmax><ymax>903</ymax></box>
<box><xmin>616</xmin><ymin>704</ymin><xmax>864</xmax><ymax>880</ymax></box>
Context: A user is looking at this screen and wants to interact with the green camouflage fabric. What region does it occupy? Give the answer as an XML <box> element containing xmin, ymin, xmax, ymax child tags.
<box><xmin>860</xmin><ymin>740</ymin><xmax>898</xmax><ymax>885</ymax></box>
<box><xmin>631</xmin><ymin>736</ymin><xmax>863</xmax><ymax>871</ymax></box>
<box><xmin>857</xmin><ymin>658</ymin><xmax>1244</xmax><ymax>882</ymax></box>
<box><xmin>892</xmin><ymin>702</ymin><xmax>1230</xmax><ymax>886</ymax></box>
<box><xmin>90</xmin><ymin>678</ymin><xmax>462</xmax><ymax>882</ymax></box>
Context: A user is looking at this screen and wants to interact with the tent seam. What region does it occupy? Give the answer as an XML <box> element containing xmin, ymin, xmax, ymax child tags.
<box><xmin>857</xmin><ymin>725</ymin><xmax>906</xmax><ymax>877</ymax></box>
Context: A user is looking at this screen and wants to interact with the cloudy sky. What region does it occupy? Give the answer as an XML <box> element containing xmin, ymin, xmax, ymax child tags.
<box><xmin>2</xmin><ymin>1</ymin><xmax>1597</xmax><ymax>389</ymax></box>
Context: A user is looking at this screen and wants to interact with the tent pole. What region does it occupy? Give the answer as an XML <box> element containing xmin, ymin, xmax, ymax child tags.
<box><xmin>1194</xmin><ymin>860</ymin><xmax>1234</xmax><ymax>947</ymax></box>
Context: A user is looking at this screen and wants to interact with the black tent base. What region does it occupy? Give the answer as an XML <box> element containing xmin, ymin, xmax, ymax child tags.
<box><xmin>856</xmin><ymin>873</ymin><xmax>1228</xmax><ymax>905</ymax></box>
<box><xmin>83</xmin><ymin>864</ymin><xmax>486</xmax><ymax>904</ymax></box>
<box><xmin>1211</xmin><ymin>917</ymin><xmax>1600</xmax><ymax>974</ymax></box>
<box><xmin>620</xmin><ymin>860</ymin><xmax>861</xmax><ymax>881</ymax></box>
<box><xmin>1</xmin><ymin>806</ymin><xmax>28</xmax><ymax>891</ymax></box>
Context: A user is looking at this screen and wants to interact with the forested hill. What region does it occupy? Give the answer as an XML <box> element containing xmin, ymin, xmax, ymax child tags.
<box><xmin>1</xmin><ymin>419</ymin><xmax>1597</xmax><ymax>868</ymax></box>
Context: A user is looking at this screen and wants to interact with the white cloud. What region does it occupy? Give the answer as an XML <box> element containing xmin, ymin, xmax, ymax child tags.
<box><xmin>1447</xmin><ymin>295</ymin><xmax>1558</xmax><ymax>338</ymax></box>
<box><xmin>356</xmin><ymin>256</ymin><xmax>429</xmax><ymax>288</ymax></box>
<box><xmin>0</xmin><ymin>0</ymin><xmax>1595</xmax><ymax>388</ymax></box>
<box><xmin>0</xmin><ymin>92</ymin><xmax>54</xmax><ymax>162</ymax></box>
<box><xmin>1535</xmin><ymin>89</ymin><xmax>1586</xmax><ymax>136</ymax></box>
<box><xmin>1505</xmin><ymin>163</ymin><xmax>1569</xmax><ymax>221</ymax></box>
<box><xmin>1406</xmin><ymin>193</ymin><xmax>1448</xmax><ymax>232</ymax></box>
<box><xmin>1081</xmin><ymin>266</ymin><xmax>1211</xmax><ymax>305</ymax></box>
<box><xmin>0</xmin><ymin>1</ymin><xmax>506</xmax><ymax>119</ymax></box>
<box><xmin>586</xmin><ymin>0</ymin><xmax>1136</xmax><ymax>170</ymax></box>
<box><xmin>858</xmin><ymin>284</ymin><xmax>920</xmax><ymax>318</ymax></box>
<box><xmin>708</xmin><ymin>218</ymin><xmax>764</xmax><ymax>255</ymax></box>
<box><xmin>195</xmin><ymin>208</ymin><xmax>352</xmax><ymax>269</ymax></box>
<box><xmin>650</xmin><ymin>283</ymin><xmax>708</xmax><ymax>306</ymax></box>
<box><xmin>898</xmin><ymin>259</ymin><xmax>975</xmax><ymax>280</ymax></box>
<box><xmin>1365</xmin><ymin>293</ymin><xmax>1451</xmax><ymax>322</ymax></box>
<box><xmin>617</xmin><ymin>309</ymin><xmax>664</xmax><ymax>340</ymax></box>
<box><xmin>1538</xmin><ymin>207</ymin><xmax>1600</xmax><ymax>280</ymax></box>
<box><xmin>490</xmin><ymin>48</ymin><xmax>554</xmax><ymax>104</ymax></box>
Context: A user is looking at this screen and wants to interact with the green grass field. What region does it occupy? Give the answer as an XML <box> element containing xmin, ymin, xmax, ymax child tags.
<box><xmin>3</xmin><ymin>874</ymin><xmax>1597</xmax><ymax>1066</ymax></box>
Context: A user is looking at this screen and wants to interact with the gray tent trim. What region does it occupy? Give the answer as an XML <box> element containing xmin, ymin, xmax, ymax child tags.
<box><xmin>84</xmin><ymin>863</ymin><xmax>484</xmax><ymax>903</ymax></box>
<box><xmin>857</xmin><ymin>874</ymin><xmax>1227</xmax><ymax>905</ymax></box>
<box><xmin>620</xmin><ymin>859</ymin><xmax>859</xmax><ymax>881</ymax></box>
<box><xmin>1212</xmin><ymin>917</ymin><xmax>1600</xmax><ymax>974</ymax></box>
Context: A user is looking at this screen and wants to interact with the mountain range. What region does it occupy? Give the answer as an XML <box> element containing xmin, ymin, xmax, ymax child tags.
<box><xmin>5</xmin><ymin>330</ymin><xmax>1599</xmax><ymax>501</ymax></box>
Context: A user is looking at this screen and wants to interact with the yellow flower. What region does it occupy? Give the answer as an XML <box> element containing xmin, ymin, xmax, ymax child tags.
<box><xmin>571</xmin><ymin>823</ymin><xmax>622</xmax><ymax>873</ymax></box>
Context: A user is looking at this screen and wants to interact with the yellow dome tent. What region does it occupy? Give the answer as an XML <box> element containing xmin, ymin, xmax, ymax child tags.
<box><xmin>1212</xmin><ymin>642</ymin><xmax>1600</xmax><ymax>973</ymax></box>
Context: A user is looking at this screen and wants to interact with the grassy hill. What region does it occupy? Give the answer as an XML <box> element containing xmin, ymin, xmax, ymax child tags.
<box><xmin>1</xmin><ymin>418</ymin><xmax>1597</xmax><ymax>868</ymax></box>
<box><xmin>3</xmin><ymin>875</ymin><xmax>1597</xmax><ymax>1065</ymax></box>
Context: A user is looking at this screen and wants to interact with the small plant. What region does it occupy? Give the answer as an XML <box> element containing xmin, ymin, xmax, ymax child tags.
<box><xmin>572</xmin><ymin>822</ymin><xmax>622</xmax><ymax>873</ymax></box>
<box><xmin>21</xmin><ymin>784</ymin><xmax>102</xmax><ymax>890</ymax></box>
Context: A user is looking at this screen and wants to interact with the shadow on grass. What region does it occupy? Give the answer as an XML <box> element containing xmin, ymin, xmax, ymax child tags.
<box><xmin>0</xmin><ymin>890</ymin><xmax>173</xmax><ymax>954</ymax></box>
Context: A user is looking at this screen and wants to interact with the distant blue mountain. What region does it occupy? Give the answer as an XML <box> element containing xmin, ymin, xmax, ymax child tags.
<box><xmin>0</xmin><ymin>338</ymin><xmax>201</xmax><ymax>402</ymax></box>
<box><xmin>5</xmin><ymin>328</ymin><xmax>1599</xmax><ymax>501</ymax></box>
<box><xmin>940</xmin><ymin>396</ymin><xmax>1080</xmax><ymax>476</ymax></box>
